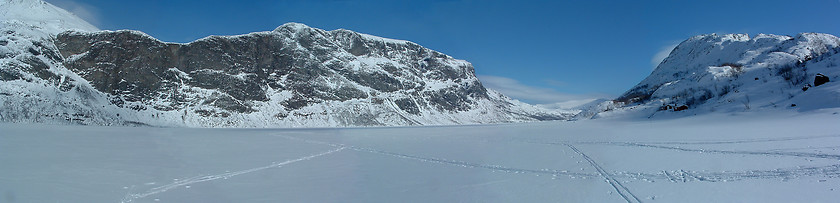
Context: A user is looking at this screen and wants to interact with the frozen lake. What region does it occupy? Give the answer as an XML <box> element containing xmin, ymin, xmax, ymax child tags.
<box><xmin>2</xmin><ymin>110</ymin><xmax>840</xmax><ymax>202</ymax></box>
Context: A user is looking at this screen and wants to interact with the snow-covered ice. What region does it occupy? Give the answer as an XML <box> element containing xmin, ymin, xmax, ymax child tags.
<box><xmin>2</xmin><ymin>109</ymin><xmax>839</xmax><ymax>202</ymax></box>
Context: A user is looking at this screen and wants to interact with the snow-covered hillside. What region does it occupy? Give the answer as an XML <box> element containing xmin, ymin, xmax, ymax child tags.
<box><xmin>0</xmin><ymin>0</ymin><xmax>98</xmax><ymax>35</ymax></box>
<box><xmin>584</xmin><ymin>33</ymin><xmax>840</xmax><ymax>119</ymax></box>
<box><xmin>2</xmin><ymin>110</ymin><xmax>839</xmax><ymax>202</ymax></box>
<box><xmin>0</xmin><ymin>0</ymin><xmax>131</xmax><ymax>126</ymax></box>
<box><xmin>0</xmin><ymin>0</ymin><xmax>571</xmax><ymax>127</ymax></box>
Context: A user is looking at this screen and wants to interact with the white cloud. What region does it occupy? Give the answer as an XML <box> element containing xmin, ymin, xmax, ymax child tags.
<box><xmin>45</xmin><ymin>0</ymin><xmax>101</xmax><ymax>27</ymax></box>
<box><xmin>651</xmin><ymin>42</ymin><xmax>680</xmax><ymax>70</ymax></box>
<box><xmin>535</xmin><ymin>98</ymin><xmax>602</xmax><ymax>110</ymax></box>
<box><xmin>477</xmin><ymin>75</ymin><xmax>607</xmax><ymax>105</ymax></box>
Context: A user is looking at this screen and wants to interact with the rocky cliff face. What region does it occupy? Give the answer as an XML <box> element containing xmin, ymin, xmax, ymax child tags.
<box><xmin>48</xmin><ymin>24</ymin><xmax>569</xmax><ymax>127</ymax></box>
<box><xmin>582</xmin><ymin>33</ymin><xmax>840</xmax><ymax>119</ymax></box>
<box><xmin>0</xmin><ymin>0</ymin><xmax>570</xmax><ymax>127</ymax></box>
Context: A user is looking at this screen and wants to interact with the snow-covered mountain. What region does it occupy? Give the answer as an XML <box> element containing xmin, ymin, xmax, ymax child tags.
<box><xmin>0</xmin><ymin>0</ymin><xmax>98</xmax><ymax>35</ymax></box>
<box><xmin>583</xmin><ymin>33</ymin><xmax>840</xmax><ymax>119</ymax></box>
<box><xmin>0</xmin><ymin>0</ymin><xmax>571</xmax><ymax>127</ymax></box>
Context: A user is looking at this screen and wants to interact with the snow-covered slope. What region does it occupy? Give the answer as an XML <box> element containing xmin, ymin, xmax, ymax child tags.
<box><xmin>0</xmin><ymin>0</ymin><xmax>127</xmax><ymax>125</ymax></box>
<box><xmin>0</xmin><ymin>0</ymin><xmax>98</xmax><ymax>36</ymax></box>
<box><xmin>0</xmin><ymin>0</ymin><xmax>570</xmax><ymax>127</ymax></box>
<box><xmin>584</xmin><ymin>33</ymin><xmax>840</xmax><ymax>119</ymax></box>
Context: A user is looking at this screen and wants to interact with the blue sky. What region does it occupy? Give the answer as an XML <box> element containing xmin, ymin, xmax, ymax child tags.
<box><xmin>46</xmin><ymin>0</ymin><xmax>840</xmax><ymax>104</ymax></box>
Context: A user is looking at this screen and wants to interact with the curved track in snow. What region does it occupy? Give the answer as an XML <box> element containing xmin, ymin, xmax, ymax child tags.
<box><xmin>120</xmin><ymin>147</ymin><xmax>345</xmax><ymax>203</ymax></box>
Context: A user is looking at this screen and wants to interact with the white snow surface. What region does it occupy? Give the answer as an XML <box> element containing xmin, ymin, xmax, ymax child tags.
<box><xmin>1</xmin><ymin>109</ymin><xmax>839</xmax><ymax>202</ymax></box>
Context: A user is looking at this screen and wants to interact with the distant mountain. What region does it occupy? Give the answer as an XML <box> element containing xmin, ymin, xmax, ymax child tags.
<box><xmin>0</xmin><ymin>0</ymin><xmax>571</xmax><ymax>127</ymax></box>
<box><xmin>582</xmin><ymin>33</ymin><xmax>840</xmax><ymax>119</ymax></box>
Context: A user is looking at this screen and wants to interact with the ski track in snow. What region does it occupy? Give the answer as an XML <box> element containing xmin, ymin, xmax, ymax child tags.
<box><xmin>521</xmin><ymin>134</ymin><xmax>840</xmax><ymax>183</ymax></box>
<box><xmin>598</xmin><ymin>142</ymin><xmax>840</xmax><ymax>160</ymax></box>
<box><xmin>120</xmin><ymin>147</ymin><xmax>345</xmax><ymax>203</ymax></box>
<box><xmin>275</xmin><ymin>134</ymin><xmax>840</xmax><ymax>201</ymax></box>
<box><xmin>98</xmin><ymin>132</ymin><xmax>840</xmax><ymax>202</ymax></box>
<box><xmin>564</xmin><ymin>143</ymin><xmax>643</xmax><ymax>203</ymax></box>
<box><xmin>582</xmin><ymin>134</ymin><xmax>840</xmax><ymax>145</ymax></box>
<box><xmin>639</xmin><ymin>164</ymin><xmax>840</xmax><ymax>183</ymax></box>
<box><xmin>274</xmin><ymin>135</ymin><xmax>596</xmax><ymax>177</ymax></box>
<box><xmin>275</xmin><ymin>135</ymin><xmax>649</xmax><ymax>201</ymax></box>
<box><xmin>351</xmin><ymin>145</ymin><xmax>593</xmax><ymax>176</ymax></box>
<box><xmin>113</xmin><ymin>134</ymin><xmax>837</xmax><ymax>202</ymax></box>
<box><xmin>527</xmin><ymin>140</ymin><xmax>840</xmax><ymax>160</ymax></box>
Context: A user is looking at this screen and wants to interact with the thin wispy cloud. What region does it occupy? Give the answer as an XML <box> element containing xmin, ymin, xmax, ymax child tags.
<box><xmin>477</xmin><ymin>75</ymin><xmax>607</xmax><ymax>105</ymax></box>
<box><xmin>651</xmin><ymin>42</ymin><xmax>680</xmax><ymax>70</ymax></box>
<box><xmin>46</xmin><ymin>0</ymin><xmax>101</xmax><ymax>27</ymax></box>
<box><xmin>542</xmin><ymin>79</ymin><xmax>568</xmax><ymax>87</ymax></box>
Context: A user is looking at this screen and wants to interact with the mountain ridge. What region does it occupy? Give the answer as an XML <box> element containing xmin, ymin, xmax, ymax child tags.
<box><xmin>582</xmin><ymin>32</ymin><xmax>840</xmax><ymax>119</ymax></box>
<box><xmin>0</xmin><ymin>0</ymin><xmax>572</xmax><ymax>127</ymax></box>
<box><xmin>3</xmin><ymin>0</ymin><xmax>839</xmax><ymax>126</ymax></box>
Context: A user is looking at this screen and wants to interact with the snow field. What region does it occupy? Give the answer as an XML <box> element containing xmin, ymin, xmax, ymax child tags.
<box><xmin>2</xmin><ymin>109</ymin><xmax>839</xmax><ymax>202</ymax></box>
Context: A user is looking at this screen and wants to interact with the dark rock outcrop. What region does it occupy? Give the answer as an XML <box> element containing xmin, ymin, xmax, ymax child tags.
<box><xmin>53</xmin><ymin>24</ymin><xmax>487</xmax><ymax>116</ymax></box>
<box><xmin>815</xmin><ymin>73</ymin><xmax>829</xmax><ymax>87</ymax></box>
